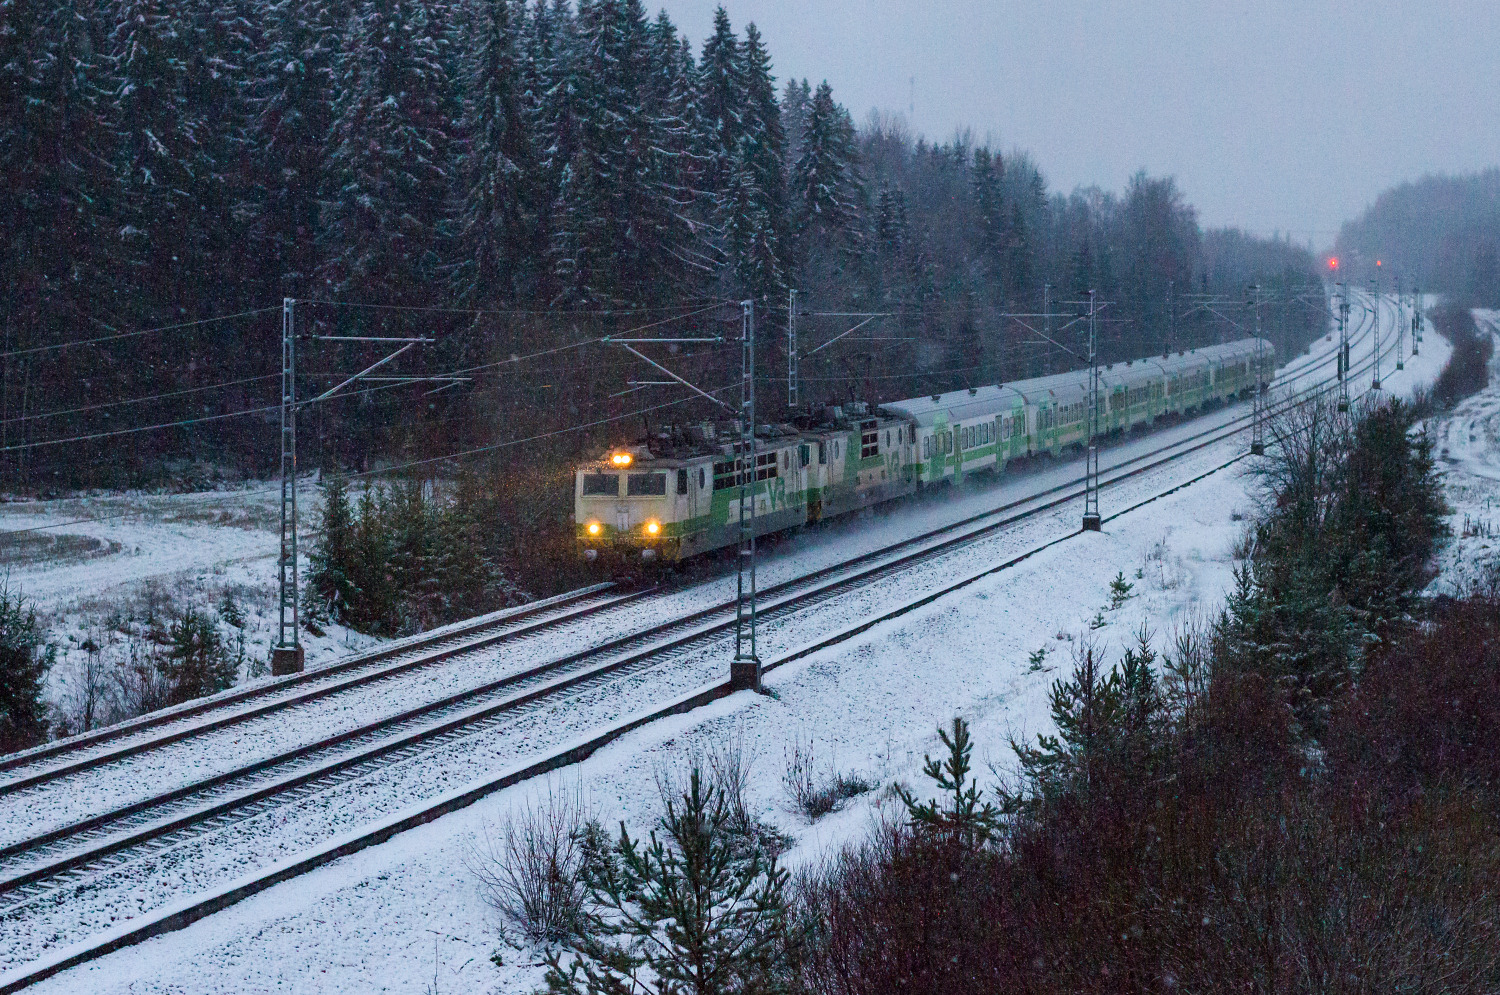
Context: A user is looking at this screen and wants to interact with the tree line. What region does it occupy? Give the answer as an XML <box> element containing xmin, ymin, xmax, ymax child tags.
<box><xmin>1335</xmin><ymin>168</ymin><xmax>1500</xmax><ymax>305</ymax></box>
<box><xmin>2</xmin><ymin>0</ymin><xmax>1326</xmax><ymax>491</ymax></box>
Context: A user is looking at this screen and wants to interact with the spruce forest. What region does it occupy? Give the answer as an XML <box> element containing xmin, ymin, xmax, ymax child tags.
<box><xmin>2</xmin><ymin>0</ymin><xmax>1325</xmax><ymax>496</ymax></box>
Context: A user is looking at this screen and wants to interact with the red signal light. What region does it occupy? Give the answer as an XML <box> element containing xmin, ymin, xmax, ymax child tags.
<box><xmin>1328</xmin><ymin>256</ymin><xmax>1339</xmax><ymax>270</ymax></box>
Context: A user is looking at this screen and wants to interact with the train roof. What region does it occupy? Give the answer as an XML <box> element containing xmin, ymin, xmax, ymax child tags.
<box><xmin>881</xmin><ymin>338</ymin><xmax>1273</xmax><ymax>428</ymax></box>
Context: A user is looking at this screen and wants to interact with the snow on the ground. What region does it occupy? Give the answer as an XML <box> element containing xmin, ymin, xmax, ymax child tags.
<box><xmin>5</xmin><ymin>308</ymin><xmax>1363</xmax><ymax>742</ymax></box>
<box><xmin>21</xmin><ymin>299</ymin><xmax>1470</xmax><ymax>994</ymax></box>
<box><xmin>1429</xmin><ymin>308</ymin><xmax>1500</xmax><ymax>593</ymax></box>
<box><xmin>29</xmin><ymin>437</ymin><xmax>1261</xmax><ymax>995</ymax></box>
<box><xmin>0</xmin><ymin>479</ymin><xmax>385</xmax><ymax>735</ymax></box>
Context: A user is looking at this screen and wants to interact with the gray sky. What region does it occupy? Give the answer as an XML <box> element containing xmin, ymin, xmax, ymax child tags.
<box><xmin>657</xmin><ymin>0</ymin><xmax>1500</xmax><ymax>250</ymax></box>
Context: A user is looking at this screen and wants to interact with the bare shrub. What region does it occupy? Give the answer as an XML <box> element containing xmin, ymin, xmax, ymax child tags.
<box><xmin>658</xmin><ymin>726</ymin><xmax>791</xmax><ymax>859</ymax></box>
<box><xmin>467</xmin><ymin>785</ymin><xmax>597</xmax><ymax>947</ymax></box>
<box><xmin>796</xmin><ymin>817</ymin><xmax>1030</xmax><ymax>995</ymax></box>
<box><xmin>111</xmin><ymin>637</ymin><xmax>172</xmax><ymax>717</ymax></box>
<box><xmin>705</xmin><ymin>723</ymin><xmax>755</xmax><ymax>832</ymax></box>
<box><xmin>784</xmin><ymin>737</ymin><xmax>873</xmax><ymax>821</ymax></box>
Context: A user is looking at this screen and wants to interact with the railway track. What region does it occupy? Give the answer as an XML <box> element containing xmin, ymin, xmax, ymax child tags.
<box><xmin>0</xmin><ymin>310</ymin><xmax>1370</xmax><ymax>803</ymax></box>
<box><xmin>0</xmin><ymin>582</ymin><xmax>647</xmax><ymax>787</ymax></box>
<box><xmin>0</xmin><ymin>310</ymin><xmax>1383</xmax><ymax>843</ymax></box>
<box><xmin>0</xmin><ymin>311</ymin><xmax>1387</xmax><ymax>900</ymax></box>
<box><xmin>0</xmin><ymin>300</ymin><xmax>1411</xmax><ymax>991</ymax></box>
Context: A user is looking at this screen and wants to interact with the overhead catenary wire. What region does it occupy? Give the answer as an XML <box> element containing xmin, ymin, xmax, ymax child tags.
<box><xmin>0</xmin><ymin>374</ymin><xmax>281</xmax><ymax>428</ymax></box>
<box><xmin>0</xmin><ymin>306</ymin><xmax>1398</xmax><ymax>539</ymax></box>
<box><xmin>0</xmin><ymin>381</ymin><xmax>739</xmax><ymax>536</ymax></box>
<box><xmin>293</xmin><ymin>297</ymin><xmax>739</xmax><ymax>317</ymax></box>
<box><xmin>0</xmin><ymin>305</ymin><xmax>283</xmax><ymax>360</ymax></box>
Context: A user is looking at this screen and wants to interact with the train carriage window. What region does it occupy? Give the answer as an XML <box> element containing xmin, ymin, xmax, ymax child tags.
<box><xmin>800</xmin><ymin>444</ymin><xmax>810</xmax><ymax>467</ymax></box>
<box><xmin>818</xmin><ymin>442</ymin><xmax>827</xmax><ymax>465</ymax></box>
<box><xmin>756</xmin><ymin>451</ymin><xmax>778</xmax><ymax>480</ymax></box>
<box><xmin>860</xmin><ymin>421</ymin><xmax>879</xmax><ymax>460</ymax></box>
<box><xmin>627</xmin><ymin>472</ymin><xmax>667</xmax><ymax>496</ymax></box>
<box><xmin>582</xmin><ymin>473</ymin><xmax>619</xmax><ymax>496</ymax></box>
<box><xmin>676</xmin><ymin>469</ymin><xmax>688</xmax><ymax>495</ymax></box>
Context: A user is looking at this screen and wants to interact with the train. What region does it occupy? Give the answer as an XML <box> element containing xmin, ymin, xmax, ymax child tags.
<box><xmin>575</xmin><ymin>338</ymin><xmax>1275</xmax><ymax>563</ymax></box>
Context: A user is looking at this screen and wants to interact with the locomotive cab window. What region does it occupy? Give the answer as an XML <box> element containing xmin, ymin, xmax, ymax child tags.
<box><xmin>818</xmin><ymin>442</ymin><xmax>827</xmax><ymax>465</ymax></box>
<box><xmin>582</xmin><ymin>473</ymin><xmax>618</xmax><ymax>496</ymax></box>
<box><xmin>699</xmin><ymin>468</ymin><xmax>706</xmax><ymax>489</ymax></box>
<box><xmin>676</xmin><ymin>469</ymin><xmax>688</xmax><ymax>495</ymax></box>
<box><xmin>627</xmin><ymin>472</ymin><xmax>667</xmax><ymax>496</ymax></box>
<box><xmin>860</xmin><ymin>421</ymin><xmax>878</xmax><ymax>460</ymax></box>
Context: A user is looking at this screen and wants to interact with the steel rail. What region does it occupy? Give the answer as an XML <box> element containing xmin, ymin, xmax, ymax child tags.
<box><xmin>0</xmin><ymin>303</ymin><xmax>1408</xmax><ymax>994</ymax></box>
<box><xmin>0</xmin><ymin>316</ymin><xmax>1396</xmax><ymax>914</ymax></box>
<box><xmin>0</xmin><ymin>310</ymin><xmax>1373</xmax><ymax>800</ymax></box>
<box><xmin>0</xmin><ymin>584</ymin><xmax>650</xmax><ymax>788</ymax></box>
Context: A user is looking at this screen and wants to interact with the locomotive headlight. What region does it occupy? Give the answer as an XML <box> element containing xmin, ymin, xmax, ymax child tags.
<box><xmin>611</xmin><ymin>452</ymin><xmax>633</xmax><ymax>466</ymax></box>
<box><xmin>587</xmin><ymin>521</ymin><xmax>602</xmax><ymax>536</ymax></box>
<box><xmin>645</xmin><ymin>520</ymin><xmax>661</xmax><ymax>535</ymax></box>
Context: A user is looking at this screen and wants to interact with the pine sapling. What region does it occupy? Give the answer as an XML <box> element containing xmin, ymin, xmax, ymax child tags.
<box><xmin>897</xmin><ymin>717</ymin><xmax>1001</xmax><ymax>851</ymax></box>
<box><xmin>547</xmin><ymin>768</ymin><xmax>794</xmax><ymax>995</ymax></box>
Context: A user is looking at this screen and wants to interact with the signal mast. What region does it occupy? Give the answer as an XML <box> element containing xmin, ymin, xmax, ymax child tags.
<box><xmin>1330</xmin><ymin>257</ymin><xmax>1350</xmax><ymax>413</ymax></box>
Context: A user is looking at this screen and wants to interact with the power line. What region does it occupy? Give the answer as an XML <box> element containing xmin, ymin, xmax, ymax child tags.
<box><xmin>0</xmin><ymin>306</ymin><xmax>282</xmax><ymax>360</ymax></box>
<box><xmin>296</xmin><ymin>297</ymin><xmax>738</xmax><ymax>317</ymax></box>
<box><xmin>0</xmin><ymin>381</ymin><xmax>737</xmax><ymax>536</ymax></box>
<box><xmin>0</xmin><ymin>402</ymin><xmax>281</xmax><ymax>453</ymax></box>
<box><xmin>344</xmin><ymin>382</ymin><xmax>737</xmax><ymax>481</ymax></box>
<box><xmin>0</xmin><ymin>374</ymin><xmax>280</xmax><ymax>427</ymax></box>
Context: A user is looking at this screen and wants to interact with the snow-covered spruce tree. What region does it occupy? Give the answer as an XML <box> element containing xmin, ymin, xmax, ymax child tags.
<box><xmin>545</xmin><ymin>767</ymin><xmax>795</xmax><ymax>995</ymax></box>
<box><xmin>778</xmin><ymin>77</ymin><xmax>810</xmax><ymax>182</ymax></box>
<box><xmin>109</xmin><ymin>0</ymin><xmax>222</xmax><ymax>318</ymax></box>
<box><xmin>550</xmin><ymin>0</ymin><xmax>694</xmax><ymax>304</ymax></box>
<box><xmin>0</xmin><ymin>584</ymin><xmax>54</xmax><ymax>752</ymax></box>
<box><xmin>970</xmin><ymin>146</ymin><xmax>1006</xmax><ymax>296</ymax></box>
<box><xmin>643</xmin><ymin>10</ymin><xmax>717</xmax><ymax>282</ymax></box>
<box><xmin>453</xmin><ymin>0</ymin><xmax>532</xmax><ymax>307</ymax></box>
<box><xmin>737</xmin><ymin>24</ymin><xmax>785</xmax><ymax>249</ymax></box>
<box><xmin>522</xmin><ymin>0</ymin><xmax>576</xmax><ymax>302</ymax></box>
<box><xmin>707</xmin><ymin>22</ymin><xmax>785</xmax><ymax>301</ymax></box>
<box><xmin>160</xmin><ymin>608</ymin><xmax>235</xmax><ymax>705</ymax></box>
<box><xmin>722</xmin><ymin>140</ymin><xmax>782</xmax><ymax>300</ymax></box>
<box><xmin>317</xmin><ymin>0</ymin><xmax>457</xmax><ymax>309</ymax></box>
<box><xmin>306</xmin><ymin>472</ymin><xmax>359</xmax><ymax>629</ymax></box>
<box><xmin>0</xmin><ymin>0</ymin><xmax>118</xmax><ymax>357</ymax></box>
<box><xmin>184</xmin><ymin>0</ymin><xmax>259</xmax><ymax>309</ymax></box>
<box><xmin>790</xmin><ymin>80</ymin><xmax>861</xmax><ymax>254</ymax></box>
<box><xmin>252</xmin><ymin>0</ymin><xmax>347</xmax><ymax>298</ymax></box>
<box><xmin>695</xmin><ymin>6</ymin><xmax>742</xmax><ymax>196</ymax></box>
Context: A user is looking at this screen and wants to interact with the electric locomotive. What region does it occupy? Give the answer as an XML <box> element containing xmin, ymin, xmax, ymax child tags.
<box><xmin>575</xmin><ymin>338</ymin><xmax>1273</xmax><ymax>563</ymax></box>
